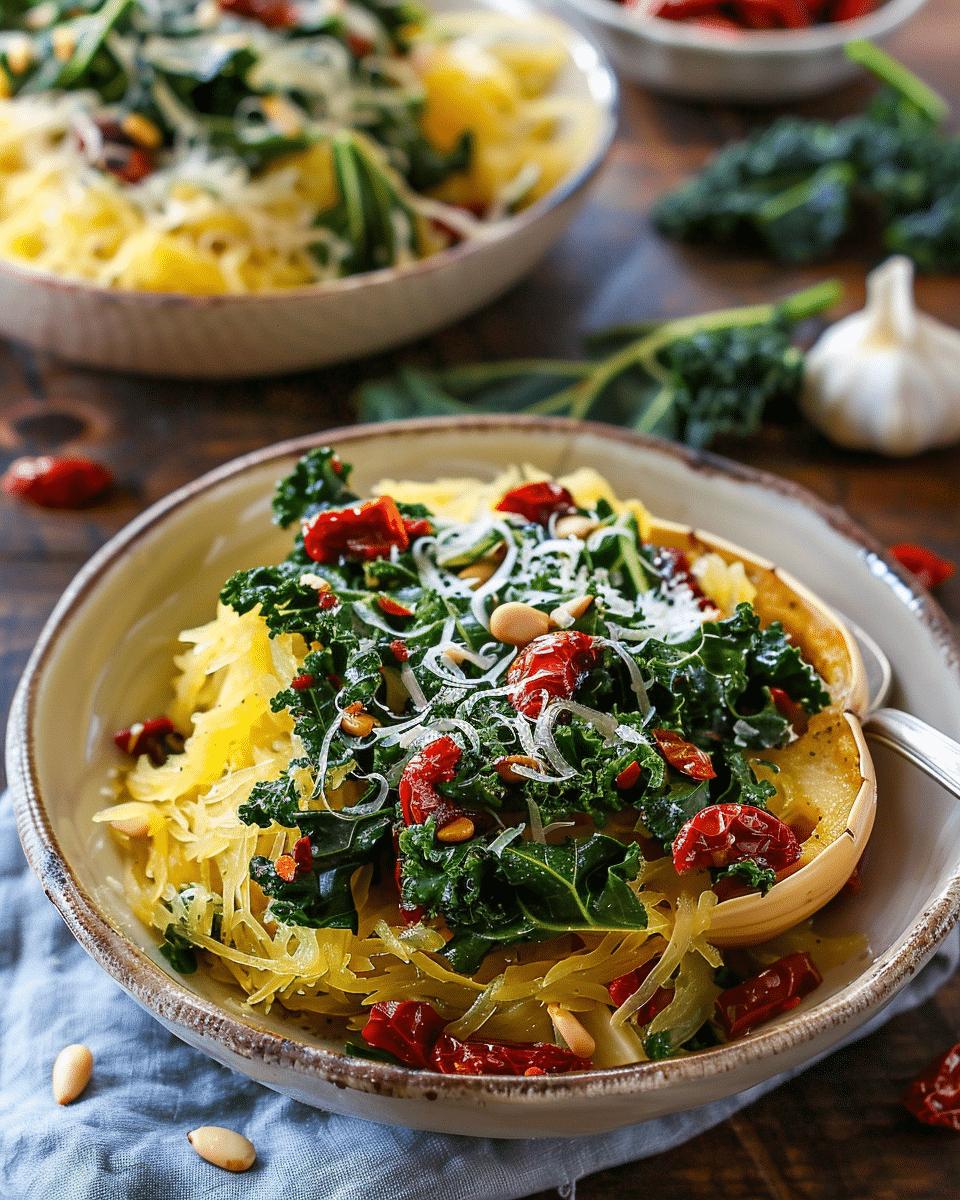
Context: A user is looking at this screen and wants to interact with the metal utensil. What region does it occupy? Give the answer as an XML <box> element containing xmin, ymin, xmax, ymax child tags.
<box><xmin>844</xmin><ymin>615</ymin><xmax>960</xmax><ymax>802</ymax></box>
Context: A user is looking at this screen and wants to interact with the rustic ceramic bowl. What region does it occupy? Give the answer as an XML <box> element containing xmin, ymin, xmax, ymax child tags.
<box><xmin>0</xmin><ymin>0</ymin><xmax>615</xmax><ymax>379</ymax></box>
<box><xmin>552</xmin><ymin>0</ymin><xmax>930</xmax><ymax>101</ymax></box>
<box><xmin>9</xmin><ymin>416</ymin><xmax>960</xmax><ymax>1138</ymax></box>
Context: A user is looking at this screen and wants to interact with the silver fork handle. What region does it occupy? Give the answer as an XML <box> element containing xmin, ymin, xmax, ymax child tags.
<box><xmin>863</xmin><ymin>707</ymin><xmax>960</xmax><ymax>802</ymax></box>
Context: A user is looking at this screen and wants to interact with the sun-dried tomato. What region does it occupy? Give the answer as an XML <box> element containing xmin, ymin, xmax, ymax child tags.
<box><xmin>390</xmin><ymin>640</ymin><xmax>409</xmax><ymax>663</ymax></box>
<box><xmin>362</xmin><ymin>1001</ymin><xmax>448</xmax><ymax>1070</ymax></box>
<box><xmin>2</xmin><ymin>455</ymin><xmax>113</xmax><ymax>508</ymax></box>
<box><xmin>430</xmin><ymin>1033</ymin><xmax>590</xmax><ymax>1076</ymax></box>
<box><xmin>615</xmin><ymin>760</ymin><xmax>642</xmax><ymax>790</ymax></box>
<box><xmin>399</xmin><ymin>736</ymin><xmax>464</xmax><ymax>830</ymax></box>
<box><xmin>769</xmin><ymin>686</ymin><xmax>806</xmax><ymax>730</ymax></box>
<box><xmin>346</xmin><ymin>30</ymin><xmax>375</xmax><ymax>56</ymax></box>
<box><xmin>402</xmin><ymin>516</ymin><xmax>434</xmax><ymax>540</ymax></box>
<box><xmin>608</xmin><ymin>959</ymin><xmax>673</xmax><ymax>1025</ymax></box>
<box><xmin>291</xmin><ymin>673</ymin><xmax>315</xmax><ymax>691</ymax></box>
<box><xmin>303</xmin><ymin>496</ymin><xmax>409</xmax><ymax>564</ymax></box>
<box><xmin>218</xmin><ymin>0</ymin><xmax>295</xmax><ymax>26</ymax></box>
<box><xmin>715</xmin><ymin>952</ymin><xmax>821</xmax><ymax>1038</ymax></box>
<box><xmin>293</xmin><ymin>835</ymin><xmax>313</xmax><ymax>872</ymax></box>
<box><xmin>672</xmin><ymin>803</ymin><xmax>801</xmax><ymax>875</ymax></box>
<box><xmin>495</xmin><ymin>482</ymin><xmax>577</xmax><ymax>526</ymax></box>
<box><xmin>506</xmin><ymin>630</ymin><xmax>601</xmax><ymax>719</ymax></box>
<box><xmin>652</xmin><ymin>728</ymin><xmax>717</xmax><ymax>780</ymax></box>
<box><xmin>889</xmin><ymin>543</ymin><xmax>955</xmax><ymax>590</ymax></box>
<box><xmin>113</xmin><ymin>717</ymin><xmax>183</xmax><ymax>766</ymax></box>
<box><xmin>903</xmin><ymin>1042</ymin><xmax>960</xmax><ymax>1130</ymax></box>
<box><xmin>377</xmin><ymin>595</ymin><xmax>414</xmax><ymax>618</ymax></box>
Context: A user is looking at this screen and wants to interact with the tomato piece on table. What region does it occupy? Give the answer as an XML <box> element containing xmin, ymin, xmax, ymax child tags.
<box><xmin>889</xmin><ymin>542</ymin><xmax>955</xmax><ymax>590</ymax></box>
<box><xmin>715</xmin><ymin>952</ymin><xmax>822</xmax><ymax>1039</ymax></box>
<box><xmin>506</xmin><ymin>630</ymin><xmax>601</xmax><ymax>718</ymax></box>
<box><xmin>2</xmin><ymin>455</ymin><xmax>113</xmax><ymax>509</ymax></box>
<box><xmin>495</xmin><ymin>481</ymin><xmax>577</xmax><ymax>526</ymax></box>
<box><xmin>652</xmin><ymin>728</ymin><xmax>717</xmax><ymax>780</ymax></box>
<box><xmin>672</xmin><ymin>803</ymin><xmax>801</xmax><ymax>874</ymax></box>
<box><xmin>303</xmin><ymin>496</ymin><xmax>409</xmax><ymax>563</ymax></box>
<box><xmin>903</xmin><ymin>1042</ymin><xmax>960</xmax><ymax>1130</ymax></box>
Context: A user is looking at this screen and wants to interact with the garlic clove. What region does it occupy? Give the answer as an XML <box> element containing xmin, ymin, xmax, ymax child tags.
<box><xmin>801</xmin><ymin>256</ymin><xmax>960</xmax><ymax>457</ymax></box>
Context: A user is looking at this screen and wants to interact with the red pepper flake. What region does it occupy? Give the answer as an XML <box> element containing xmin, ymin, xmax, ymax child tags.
<box><xmin>672</xmin><ymin>803</ymin><xmax>801</xmax><ymax>875</ymax></box>
<box><xmin>889</xmin><ymin>543</ymin><xmax>955</xmax><ymax>590</ymax></box>
<box><xmin>330</xmin><ymin>454</ymin><xmax>343</xmax><ymax>475</ymax></box>
<box><xmin>615</xmin><ymin>760</ymin><xmax>642</xmax><ymax>790</ymax></box>
<box><xmin>652</xmin><ymin>728</ymin><xmax>717</xmax><ymax>780</ymax></box>
<box><xmin>2</xmin><ymin>455</ymin><xmax>113</xmax><ymax>509</ymax></box>
<box><xmin>318</xmin><ymin>592</ymin><xmax>339</xmax><ymax>610</ymax></box>
<box><xmin>113</xmin><ymin>716</ymin><xmax>182</xmax><ymax>766</ymax></box>
<box><xmin>292</xmin><ymin>835</ymin><xmax>313</xmax><ymax>872</ymax></box>
<box><xmin>291</xmin><ymin>673</ymin><xmax>315</xmax><ymax>691</ymax></box>
<box><xmin>275</xmin><ymin>854</ymin><xmax>297</xmax><ymax>882</ymax></box>
<box><xmin>390</xmin><ymin>640</ymin><xmax>409</xmax><ymax>662</ymax></box>
<box><xmin>903</xmin><ymin>1042</ymin><xmax>960</xmax><ymax>1130</ymax></box>
<box><xmin>715</xmin><ymin>952</ymin><xmax>821</xmax><ymax>1039</ymax></box>
<box><xmin>377</xmin><ymin>595</ymin><xmax>414</xmax><ymax>618</ymax></box>
<box><xmin>402</xmin><ymin>517</ymin><xmax>434</xmax><ymax>540</ymax></box>
<box><xmin>495</xmin><ymin>481</ymin><xmax>577</xmax><ymax>526</ymax></box>
<box><xmin>769</xmin><ymin>686</ymin><xmax>806</xmax><ymax>731</ymax></box>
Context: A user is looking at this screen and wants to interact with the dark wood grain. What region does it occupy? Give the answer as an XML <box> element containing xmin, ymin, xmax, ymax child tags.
<box><xmin>2</xmin><ymin>1</ymin><xmax>960</xmax><ymax>1193</ymax></box>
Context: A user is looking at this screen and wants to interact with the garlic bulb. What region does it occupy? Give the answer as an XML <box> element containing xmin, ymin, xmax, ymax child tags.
<box><xmin>801</xmin><ymin>256</ymin><xmax>960</xmax><ymax>456</ymax></box>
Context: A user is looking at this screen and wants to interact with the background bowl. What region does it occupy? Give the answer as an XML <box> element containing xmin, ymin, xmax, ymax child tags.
<box><xmin>0</xmin><ymin>0</ymin><xmax>615</xmax><ymax>379</ymax></box>
<box><xmin>8</xmin><ymin>416</ymin><xmax>960</xmax><ymax>1138</ymax></box>
<box><xmin>552</xmin><ymin>0</ymin><xmax>929</xmax><ymax>101</ymax></box>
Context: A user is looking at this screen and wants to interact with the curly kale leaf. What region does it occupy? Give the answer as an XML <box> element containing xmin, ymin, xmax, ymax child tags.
<box><xmin>637</xmin><ymin>777</ymin><xmax>712</xmax><ymax>845</ymax></box>
<box><xmin>272</xmin><ymin>446</ymin><xmax>357</xmax><ymax>528</ymax></box>
<box><xmin>399</xmin><ymin>824</ymin><xmax>648</xmax><ymax>973</ymax></box>
<box><xmin>249</xmin><ymin>858</ymin><xmax>361</xmax><ymax>930</ymax></box>
<box><xmin>713</xmin><ymin>858</ymin><xmax>778</xmax><ymax>896</ymax></box>
<box><xmin>158</xmin><ymin>924</ymin><xmax>198</xmax><ymax>974</ymax></box>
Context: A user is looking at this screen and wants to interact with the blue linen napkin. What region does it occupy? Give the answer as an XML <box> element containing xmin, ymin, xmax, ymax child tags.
<box><xmin>2</xmin><ymin>786</ymin><xmax>957</xmax><ymax>1200</ymax></box>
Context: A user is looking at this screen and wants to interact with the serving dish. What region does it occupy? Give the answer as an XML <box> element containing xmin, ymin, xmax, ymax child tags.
<box><xmin>552</xmin><ymin>0</ymin><xmax>929</xmax><ymax>101</ymax></box>
<box><xmin>9</xmin><ymin>415</ymin><xmax>960</xmax><ymax>1138</ymax></box>
<box><xmin>0</xmin><ymin>0</ymin><xmax>616</xmax><ymax>379</ymax></box>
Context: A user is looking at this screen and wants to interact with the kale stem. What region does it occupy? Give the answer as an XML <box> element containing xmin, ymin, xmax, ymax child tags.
<box><xmin>525</xmin><ymin>281</ymin><xmax>841</xmax><ymax>418</ymax></box>
<box><xmin>845</xmin><ymin>40</ymin><xmax>949</xmax><ymax>125</ymax></box>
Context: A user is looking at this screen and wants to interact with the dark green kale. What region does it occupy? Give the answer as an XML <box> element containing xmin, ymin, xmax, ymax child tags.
<box><xmin>158</xmin><ymin>924</ymin><xmax>198</xmax><ymax>974</ymax></box>
<box><xmin>653</xmin><ymin>42</ymin><xmax>960</xmax><ymax>270</ymax></box>
<box><xmin>249</xmin><ymin>858</ymin><xmax>362</xmax><ymax>929</ymax></box>
<box><xmin>642</xmin><ymin>1030</ymin><xmax>676</xmax><ymax>1061</ymax></box>
<box><xmin>713</xmin><ymin>859</ymin><xmax>778</xmax><ymax>896</ymax></box>
<box><xmin>354</xmin><ymin>282</ymin><xmax>840</xmax><ymax>452</ymax></box>
<box><xmin>272</xmin><ymin>446</ymin><xmax>358</xmax><ymax>528</ymax></box>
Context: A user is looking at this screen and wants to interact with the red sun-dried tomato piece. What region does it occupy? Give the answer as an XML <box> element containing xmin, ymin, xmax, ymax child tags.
<box><xmin>903</xmin><ymin>1042</ymin><xmax>960</xmax><ymax>1130</ymax></box>
<box><xmin>390</xmin><ymin>640</ymin><xmax>409</xmax><ymax>662</ymax></box>
<box><xmin>290</xmin><ymin>673</ymin><xmax>315</xmax><ymax>691</ymax></box>
<box><xmin>362</xmin><ymin>1001</ymin><xmax>448</xmax><ymax>1070</ymax></box>
<box><xmin>652</xmin><ymin>728</ymin><xmax>717</xmax><ymax>780</ymax></box>
<box><xmin>430</xmin><ymin>1033</ymin><xmax>590</xmax><ymax>1076</ymax></box>
<box><xmin>398</xmin><ymin>736</ymin><xmax>463</xmax><ymax>826</ymax></box>
<box><xmin>377</xmin><ymin>595</ymin><xmax>414</xmax><ymax>618</ymax></box>
<box><xmin>608</xmin><ymin>959</ymin><xmax>673</xmax><ymax>1025</ymax></box>
<box><xmin>672</xmin><ymin>803</ymin><xmax>801</xmax><ymax>875</ymax></box>
<box><xmin>304</xmin><ymin>496</ymin><xmax>409</xmax><ymax>564</ymax></box>
<box><xmin>292</xmin><ymin>835</ymin><xmax>313</xmax><ymax>872</ymax></box>
<box><xmin>889</xmin><ymin>543</ymin><xmax>955</xmax><ymax>590</ymax></box>
<box><xmin>506</xmin><ymin>630</ymin><xmax>601</xmax><ymax>719</ymax></box>
<box><xmin>113</xmin><ymin>717</ymin><xmax>182</xmax><ymax>766</ymax></box>
<box><xmin>715</xmin><ymin>952</ymin><xmax>821</xmax><ymax>1039</ymax></box>
<box><xmin>218</xmin><ymin>0</ymin><xmax>295</xmax><ymax>26</ymax></box>
<box><xmin>615</xmin><ymin>760</ymin><xmax>642</xmax><ymax>790</ymax></box>
<box><xmin>495</xmin><ymin>482</ymin><xmax>577</xmax><ymax>526</ymax></box>
<box><xmin>2</xmin><ymin>455</ymin><xmax>113</xmax><ymax>508</ymax></box>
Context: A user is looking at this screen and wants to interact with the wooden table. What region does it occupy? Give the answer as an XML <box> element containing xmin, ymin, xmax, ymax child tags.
<box><xmin>2</xmin><ymin>1</ymin><xmax>960</xmax><ymax>1194</ymax></box>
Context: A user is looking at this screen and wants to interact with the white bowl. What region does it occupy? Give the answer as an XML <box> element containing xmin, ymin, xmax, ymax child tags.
<box><xmin>0</xmin><ymin>1</ymin><xmax>615</xmax><ymax>379</ymax></box>
<box><xmin>8</xmin><ymin>416</ymin><xmax>960</xmax><ymax>1138</ymax></box>
<box><xmin>552</xmin><ymin>0</ymin><xmax>930</xmax><ymax>101</ymax></box>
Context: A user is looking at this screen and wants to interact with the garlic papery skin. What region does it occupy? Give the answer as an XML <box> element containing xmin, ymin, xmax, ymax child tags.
<box><xmin>801</xmin><ymin>255</ymin><xmax>960</xmax><ymax>456</ymax></box>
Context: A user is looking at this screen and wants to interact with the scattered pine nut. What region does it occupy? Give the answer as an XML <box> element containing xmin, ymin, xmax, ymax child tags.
<box><xmin>436</xmin><ymin>816</ymin><xmax>475</xmax><ymax>843</ymax></box>
<box><xmin>458</xmin><ymin>561</ymin><xmax>498</xmax><ymax>587</ymax></box>
<box><xmin>6</xmin><ymin>36</ymin><xmax>33</xmax><ymax>75</ymax></box>
<box><xmin>550</xmin><ymin>594</ymin><xmax>594</xmax><ymax>628</ymax></box>
<box><xmin>187</xmin><ymin>1126</ymin><xmax>256</xmax><ymax>1173</ymax></box>
<box><xmin>555</xmin><ymin>515</ymin><xmax>599</xmax><ymax>540</ymax></box>
<box><xmin>52</xmin><ymin>1044</ymin><xmax>94</xmax><ymax>1105</ymax></box>
<box><xmin>51</xmin><ymin>26</ymin><xmax>75</xmax><ymax>61</ymax></box>
<box><xmin>489</xmin><ymin>601</ymin><xmax>550</xmax><ymax>647</ymax></box>
<box><xmin>341</xmin><ymin>705</ymin><xmax>376</xmax><ymax>737</ymax></box>
<box><xmin>121</xmin><ymin>112</ymin><xmax>163</xmax><ymax>149</ymax></box>
<box><xmin>547</xmin><ymin>1004</ymin><xmax>596</xmax><ymax>1059</ymax></box>
<box><xmin>495</xmin><ymin>755</ymin><xmax>543</xmax><ymax>784</ymax></box>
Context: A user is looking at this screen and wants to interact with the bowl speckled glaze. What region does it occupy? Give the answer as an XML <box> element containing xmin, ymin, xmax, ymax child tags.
<box><xmin>0</xmin><ymin>0</ymin><xmax>616</xmax><ymax>379</ymax></box>
<box><xmin>8</xmin><ymin>416</ymin><xmax>960</xmax><ymax>1138</ymax></box>
<box><xmin>551</xmin><ymin>0</ymin><xmax>930</xmax><ymax>102</ymax></box>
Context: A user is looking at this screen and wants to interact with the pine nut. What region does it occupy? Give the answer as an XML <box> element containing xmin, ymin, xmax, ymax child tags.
<box><xmin>261</xmin><ymin>93</ymin><xmax>303</xmax><ymax>137</ymax></box>
<box><xmin>121</xmin><ymin>112</ymin><xmax>163</xmax><ymax>149</ymax></box>
<box><xmin>495</xmin><ymin>755</ymin><xmax>542</xmax><ymax>784</ymax></box>
<box><xmin>52</xmin><ymin>1044</ymin><xmax>93</xmax><ymax>1105</ymax></box>
<box><xmin>187</xmin><ymin>1126</ymin><xmax>256</xmax><ymax>1173</ymax></box>
<box><xmin>550</xmin><ymin>594</ymin><xmax>594</xmax><ymax>628</ymax></box>
<box><xmin>109</xmin><ymin>815</ymin><xmax>151</xmax><ymax>838</ymax></box>
<box><xmin>547</xmin><ymin>1004</ymin><xmax>596</xmax><ymax>1060</ymax></box>
<box><xmin>436</xmin><ymin>816</ymin><xmax>475</xmax><ymax>843</ymax></box>
<box><xmin>458</xmin><ymin>561</ymin><xmax>497</xmax><ymax>587</ymax></box>
<box><xmin>555</xmin><ymin>515</ymin><xmax>599</xmax><ymax>540</ymax></box>
<box><xmin>489</xmin><ymin>601</ymin><xmax>550</xmax><ymax>647</ymax></box>
<box><xmin>6</xmin><ymin>36</ymin><xmax>33</xmax><ymax>75</ymax></box>
<box><xmin>341</xmin><ymin>706</ymin><xmax>376</xmax><ymax>737</ymax></box>
<box><xmin>51</xmin><ymin>26</ymin><xmax>75</xmax><ymax>62</ymax></box>
<box><xmin>298</xmin><ymin>572</ymin><xmax>331</xmax><ymax>593</ymax></box>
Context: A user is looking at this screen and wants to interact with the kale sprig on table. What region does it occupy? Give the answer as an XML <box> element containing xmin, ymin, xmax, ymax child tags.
<box><xmin>355</xmin><ymin>280</ymin><xmax>839</xmax><ymax>451</ymax></box>
<box><xmin>653</xmin><ymin>41</ymin><xmax>960</xmax><ymax>270</ymax></box>
<box><xmin>200</xmin><ymin>448</ymin><xmax>832</xmax><ymax>975</ymax></box>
